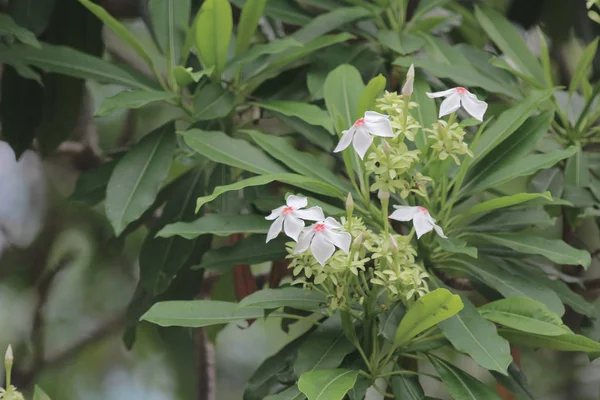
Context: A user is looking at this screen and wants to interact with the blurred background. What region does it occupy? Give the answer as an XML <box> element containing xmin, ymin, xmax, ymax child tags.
<box><xmin>1</xmin><ymin>0</ymin><xmax>600</xmax><ymax>399</ymax></box>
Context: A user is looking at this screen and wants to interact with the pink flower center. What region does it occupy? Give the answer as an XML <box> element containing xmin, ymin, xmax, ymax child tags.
<box><xmin>282</xmin><ymin>206</ymin><xmax>294</xmax><ymax>215</ymax></box>
<box><xmin>313</xmin><ymin>223</ymin><xmax>326</xmax><ymax>232</ymax></box>
<box><xmin>455</xmin><ymin>87</ymin><xmax>467</xmax><ymax>94</ymax></box>
<box><xmin>354</xmin><ymin>118</ymin><xmax>365</xmax><ymax>127</ymax></box>
<box><xmin>417</xmin><ymin>206</ymin><xmax>429</xmax><ymax>214</ymax></box>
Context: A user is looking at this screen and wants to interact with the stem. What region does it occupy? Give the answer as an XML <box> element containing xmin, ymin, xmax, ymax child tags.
<box><xmin>372</xmin><ymin>381</ymin><xmax>395</xmax><ymax>398</ymax></box>
<box><xmin>381</xmin><ymin>196</ymin><xmax>390</xmax><ymax>233</ymax></box>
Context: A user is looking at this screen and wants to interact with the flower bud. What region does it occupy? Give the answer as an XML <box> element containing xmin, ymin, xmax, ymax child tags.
<box><xmin>5</xmin><ymin>345</ymin><xmax>13</xmax><ymax>363</ymax></box>
<box><xmin>378</xmin><ymin>190</ymin><xmax>390</xmax><ymax>201</ymax></box>
<box><xmin>345</xmin><ymin>193</ymin><xmax>354</xmax><ymax>213</ymax></box>
<box><xmin>382</xmin><ymin>140</ymin><xmax>392</xmax><ymax>154</ymax></box>
<box><xmin>389</xmin><ymin>235</ymin><xmax>398</xmax><ymax>252</ymax></box>
<box><xmin>401</xmin><ymin>64</ymin><xmax>415</xmax><ymax>97</ymax></box>
<box><xmin>352</xmin><ymin>232</ymin><xmax>366</xmax><ymax>248</ymax></box>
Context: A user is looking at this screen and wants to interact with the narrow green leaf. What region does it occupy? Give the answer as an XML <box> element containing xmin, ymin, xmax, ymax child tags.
<box><xmin>537</xmin><ymin>27</ymin><xmax>553</xmax><ymax>87</ymax></box>
<box><xmin>183</xmin><ymin>129</ymin><xmax>287</xmax><ymax>175</ymax></box>
<box><xmin>195</xmin><ymin>173</ymin><xmax>343</xmax><ymax>212</ymax></box>
<box><xmin>148</xmin><ymin>0</ymin><xmax>190</xmax><ymax>71</ymax></box>
<box><xmin>377</xmin><ymin>31</ymin><xmax>424</xmax><ymax>55</ymax></box>
<box><xmin>470</xmin><ymin>208</ymin><xmax>556</xmax><ymax>232</ymax></box>
<box><xmin>500</xmin><ymin>330</ymin><xmax>600</xmax><ymax>353</ymax></box>
<box><xmin>192</xmin><ymin>83</ymin><xmax>236</xmax><ymax>120</ymax></box>
<box><xmin>290</xmin><ymin>7</ymin><xmax>369</xmax><ymax>44</ymax></box>
<box><xmin>95</xmin><ymin>90</ymin><xmax>178</xmax><ymax>117</ymax></box>
<box><xmin>33</xmin><ymin>386</ymin><xmax>52</xmax><ymax>400</ymax></box>
<box><xmin>238</xmin><ymin>287</ymin><xmax>326</xmax><ymax>312</ymax></box>
<box><xmin>429</xmin><ymin>356</ymin><xmax>502</xmax><ymax>400</ymax></box>
<box><xmin>173</xmin><ymin>65</ymin><xmax>214</xmax><ymax>86</ymax></box>
<box><xmin>569</xmin><ymin>38</ymin><xmax>599</xmax><ymax>94</ymax></box>
<box><xmin>271</xmin><ymin>112</ymin><xmax>335</xmax><ymax>151</ymax></box>
<box><xmin>393</xmin><ymin>288</ymin><xmax>464</xmax><ymax>348</ymax></box>
<box><xmin>438</xmin><ymin>295</ymin><xmax>511</xmax><ymax>374</ymax></box>
<box><xmin>157</xmin><ymin>214</ymin><xmax>270</xmax><ymax>239</ymax></box>
<box><xmin>323</xmin><ymin>64</ymin><xmax>365</xmax><ymax>130</ymax></box>
<box><xmin>266</xmin><ymin>386</ymin><xmax>304</xmax><ymax>400</ymax></box>
<box><xmin>9</xmin><ymin>0</ymin><xmax>55</xmax><ymax>36</ymax></box>
<box><xmin>411</xmin><ymin>74</ymin><xmax>437</xmax><ymax>150</ymax></box>
<box><xmin>0</xmin><ymin>14</ymin><xmax>40</xmax><ymax>48</ymax></box>
<box><xmin>195</xmin><ymin>235</ymin><xmax>287</xmax><ymax>271</ymax></box>
<box><xmin>479</xmin><ymin>233</ymin><xmax>591</xmax><ymax>268</ymax></box>
<box><xmin>230</xmin><ymin>37</ymin><xmax>302</xmax><ymax>68</ymax></box>
<box><xmin>71</xmin><ymin>158</ymin><xmax>120</xmax><ymax>205</ymax></box>
<box><xmin>235</xmin><ymin>0</ymin><xmax>268</xmax><ymax>55</ymax></box>
<box><xmin>565</xmin><ymin>148</ymin><xmax>591</xmax><ymax>187</ymax></box>
<box><xmin>141</xmin><ymin>300</ymin><xmax>283</xmax><ymax>327</ymax></box>
<box><xmin>294</xmin><ymin>316</ymin><xmax>355</xmax><ymax>376</ymax></box>
<box><xmin>490</xmin><ymin>363</ymin><xmax>536</xmax><ymax>400</ymax></box>
<box><xmin>479</xmin><ymin>297</ymin><xmax>572</xmax><ymax>336</ymax></box>
<box><xmin>439</xmin><ymin>238</ymin><xmax>478</xmax><ymax>258</ymax></box>
<box><xmin>391</xmin><ymin>374</ymin><xmax>425</xmax><ymax>400</ymax></box>
<box><xmin>357</xmin><ymin>74</ymin><xmax>386</xmax><ymax>117</ymax></box>
<box><xmin>298</xmin><ymin>369</ymin><xmax>359</xmax><ymax>400</ymax></box>
<box><xmin>252</xmin><ymin>100</ymin><xmax>333</xmax><ymax>133</ymax></box>
<box><xmin>462</xmin><ymin>192</ymin><xmax>553</xmax><ymax>217</ymax></box>
<box><xmin>105</xmin><ymin>123</ymin><xmax>176</xmax><ymax>236</ymax></box>
<box><xmin>195</xmin><ymin>0</ymin><xmax>232</xmax><ymax>78</ymax></box>
<box><xmin>474</xmin><ymin>6</ymin><xmax>545</xmax><ymax>84</ymax></box>
<box><xmin>378</xmin><ymin>301</ymin><xmax>406</xmax><ymax>341</ymax></box>
<box><xmin>78</xmin><ymin>0</ymin><xmax>158</xmax><ymax>72</ymax></box>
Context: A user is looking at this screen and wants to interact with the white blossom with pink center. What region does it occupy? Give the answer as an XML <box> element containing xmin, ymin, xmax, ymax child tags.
<box><xmin>265</xmin><ymin>195</ymin><xmax>324</xmax><ymax>242</ymax></box>
<box><xmin>389</xmin><ymin>206</ymin><xmax>447</xmax><ymax>239</ymax></box>
<box><xmin>426</xmin><ymin>87</ymin><xmax>488</xmax><ymax>121</ymax></box>
<box><xmin>294</xmin><ymin>217</ymin><xmax>351</xmax><ymax>266</ymax></box>
<box><xmin>333</xmin><ymin>111</ymin><xmax>394</xmax><ymax>160</ymax></box>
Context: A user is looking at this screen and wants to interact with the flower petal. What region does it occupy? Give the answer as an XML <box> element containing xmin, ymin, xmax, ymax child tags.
<box><xmin>284</xmin><ymin>215</ymin><xmax>304</xmax><ymax>241</ymax></box>
<box><xmin>364</xmin><ymin>117</ymin><xmax>394</xmax><ymax>138</ymax></box>
<box><xmin>438</xmin><ymin>93</ymin><xmax>462</xmax><ymax>118</ymax></box>
<box><xmin>294</xmin><ymin>230</ymin><xmax>314</xmax><ymax>253</ymax></box>
<box><xmin>266</xmin><ymin>216</ymin><xmax>284</xmax><ymax>242</ymax></box>
<box><xmin>460</xmin><ymin>93</ymin><xmax>488</xmax><ymax>121</ymax></box>
<box><xmin>265</xmin><ymin>206</ymin><xmax>284</xmax><ymax>220</ymax></box>
<box><xmin>324</xmin><ymin>217</ymin><xmax>343</xmax><ymax>230</ymax></box>
<box><xmin>286</xmin><ymin>195</ymin><xmax>308</xmax><ymax>209</ymax></box>
<box><xmin>432</xmin><ymin>223</ymin><xmax>447</xmax><ymax>238</ymax></box>
<box><xmin>389</xmin><ymin>206</ymin><xmax>419</xmax><ymax>221</ymax></box>
<box><xmin>294</xmin><ymin>206</ymin><xmax>324</xmax><ymax>221</ymax></box>
<box><xmin>352</xmin><ymin>127</ymin><xmax>374</xmax><ymax>159</ymax></box>
<box><xmin>324</xmin><ymin>230</ymin><xmax>351</xmax><ymax>253</ymax></box>
<box><xmin>413</xmin><ymin>213</ymin><xmax>433</xmax><ymax>239</ymax></box>
<box><xmin>311</xmin><ymin>232</ymin><xmax>336</xmax><ymax>265</ymax></box>
<box><xmin>426</xmin><ymin>88</ymin><xmax>456</xmax><ymax>98</ymax></box>
<box><xmin>333</xmin><ymin>128</ymin><xmax>355</xmax><ymax>153</ymax></box>
<box><xmin>364</xmin><ymin>111</ymin><xmax>390</xmax><ymax>122</ymax></box>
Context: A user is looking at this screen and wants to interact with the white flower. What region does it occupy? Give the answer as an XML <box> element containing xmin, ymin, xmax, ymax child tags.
<box><xmin>389</xmin><ymin>206</ymin><xmax>447</xmax><ymax>239</ymax></box>
<box><xmin>426</xmin><ymin>87</ymin><xmax>488</xmax><ymax>121</ymax></box>
<box><xmin>294</xmin><ymin>217</ymin><xmax>351</xmax><ymax>265</ymax></box>
<box><xmin>333</xmin><ymin>111</ymin><xmax>394</xmax><ymax>160</ymax></box>
<box><xmin>265</xmin><ymin>195</ymin><xmax>324</xmax><ymax>242</ymax></box>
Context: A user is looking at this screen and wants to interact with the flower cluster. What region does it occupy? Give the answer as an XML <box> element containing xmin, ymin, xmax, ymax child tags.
<box><xmin>264</xmin><ymin>65</ymin><xmax>488</xmax><ymax>309</ymax></box>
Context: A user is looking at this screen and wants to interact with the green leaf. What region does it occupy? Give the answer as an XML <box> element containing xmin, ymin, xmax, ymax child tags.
<box><xmin>323</xmin><ymin>64</ymin><xmax>365</xmax><ymax>131</ymax></box>
<box><xmin>290</xmin><ymin>7</ymin><xmax>369</xmax><ymax>44</ymax></box>
<box><xmin>357</xmin><ymin>74</ymin><xmax>386</xmax><ymax>117</ymax></box>
<box><xmin>391</xmin><ymin>374</ymin><xmax>425</xmax><ymax>400</ymax></box>
<box><xmin>474</xmin><ymin>6</ymin><xmax>545</xmax><ymax>84</ymax></box>
<box><xmin>9</xmin><ymin>0</ymin><xmax>55</xmax><ymax>36</ymax></box>
<box><xmin>173</xmin><ymin>65</ymin><xmax>214</xmax><ymax>86</ymax></box>
<box><xmin>270</xmin><ymin>112</ymin><xmax>334</xmax><ymax>151</ymax></box>
<box><xmin>377</xmin><ymin>31</ymin><xmax>424</xmax><ymax>55</ymax></box>
<box><xmin>411</xmin><ymin>74</ymin><xmax>437</xmax><ymax>150</ymax></box>
<box><xmin>565</xmin><ymin>148</ymin><xmax>591</xmax><ymax>187</ymax></box>
<box><xmin>470</xmin><ymin>208</ymin><xmax>556</xmax><ymax>232</ymax></box>
<box><xmin>464</xmin><ymin>147</ymin><xmax>577</xmax><ymax>195</ymax></box>
<box><xmin>500</xmin><ymin>330</ymin><xmax>600</xmax><ymax>353</ymax></box>
<box><xmin>569</xmin><ymin>38</ymin><xmax>599</xmax><ymax>94</ymax></box>
<box><xmin>266</xmin><ymin>386</ymin><xmax>304</xmax><ymax>400</ymax></box>
<box><xmin>252</xmin><ymin>100</ymin><xmax>333</xmax><ymax>133</ymax></box>
<box><xmin>490</xmin><ymin>363</ymin><xmax>536</xmax><ymax>400</ymax></box>
<box><xmin>298</xmin><ymin>369</ymin><xmax>359</xmax><ymax>400</ymax></box>
<box><xmin>105</xmin><ymin>123</ymin><xmax>176</xmax><ymax>236</ymax></box>
<box><xmin>479</xmin><ymin>297</ymin><xmax>572</xmax><ymax>336</ymax></box>
<box><xmin>470</xmin><ymin>93</ymin><xmax>553</xmax><ymax>165</ymax></box>
<box><xmin>428</xmin><ymin>356</ymin><xmax>503</xmax><ymax>400</ymax></box>
<box><xmin>195</xmin><ymin>173</ymin><xmax>343</xmax><ymax>212</ymax></box>
<box><xmin>0</xmin><ymin>14</ymin><xmax>40</xmax><ymax>48</ymax></box>
<box><xmin>33</xmin><ymin>385</ymin><xmax>52</xmax><ymax>400</ymax></box>
<box><xmin>235</xmin><ymin>0</ymin><xmax>268</xmax><ymax>55</ymax></box>
<box><xmin>157</xmin><ymin>214</ymin><xmax>270</xmax><ymax>239</ymax></box>
<box><xmin>462</xmin><ymin>192</ymin><xmax>553</xmax><ymax>217</ymax></box>
<box><xmin>78</xmin><ymin>0</ymin><xmax>158</xmax><ymax>73</ymax></box>
<box><xmin>393</xmin><ymin>288</ymin><xmax>464</xmax><ymax>348</ymax></box>
<box><xmin>195</xmin><ymin>235</ymin><xmax>288</xmax><ymax>270</ymax></box>
<box><xmin>0</xmin><ymin>43</ymin><xmax>158</xmax><ymax>89</ymax></box>
<box><xmin>195</xmin><ymin>0</ymin><xmax>232</xmax><ymax>78</ymax></box>
<box><xmin>148</xmin><ymin>0</ymin><xmax>190</xmax><ymax>70</ymax></box>
<box><xmin>71</xmin><ymin>158</ymin><xmax>120</xmax><ymax>205</ymax></box>
<box><xmin>438</xmin><ymin>295</ymin><xmax>511</xmax><ymax>374</ymax></box>
<box><xmin>247</xmin><ymin>130</ymin><xmax>351</xmax><ymax>193</ymax></box>
<box><xmin>439</xmin><ymin>238</ymin><xmax>478</xmax><ymax>258</ymax></box>
<box><xmin>95</xmin><ymin>90</ymin><xmax>178</xmax><ymax>117</ymax></box>
<box><xmin>230</xmin><ymin>37</ymin><xmax>303</xmax><ymax>68</ymax></box>
<box><xmin>378</xmin><ymin>301</ymin><xmax>406</xmax><ymax>341</ymax></box>
<box><xmin>141</xmin><ymin>300</ymin><xmax>283</xmax><ymax>327</ymax></box>
<box><xmin>192</xmin><ymin>83</ymin><xmax>236</xmax><ymax>120</ymax></box>
<box><xmin>479</xmin><ymin>233</ymin><xmax>591</xmax><ymax>268</ymax></box>
<box><xmin>238</xmin><ymin>287</ymin><xmax>326</xmax><ymax>312</ymax></box>
<box><xmin>458</xmin><ymin>258</ymin><xmax>565</xmax><ymax>317</ymax></box>
<box><xmin>294</xmin><ymin>316</ymin><xmax>355</xmax><ymax>376</ymax></box>
<box><xmin>183</xmin><ymin>129</ymin><xmax>287</xmax><ymax>175</ymax></box>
